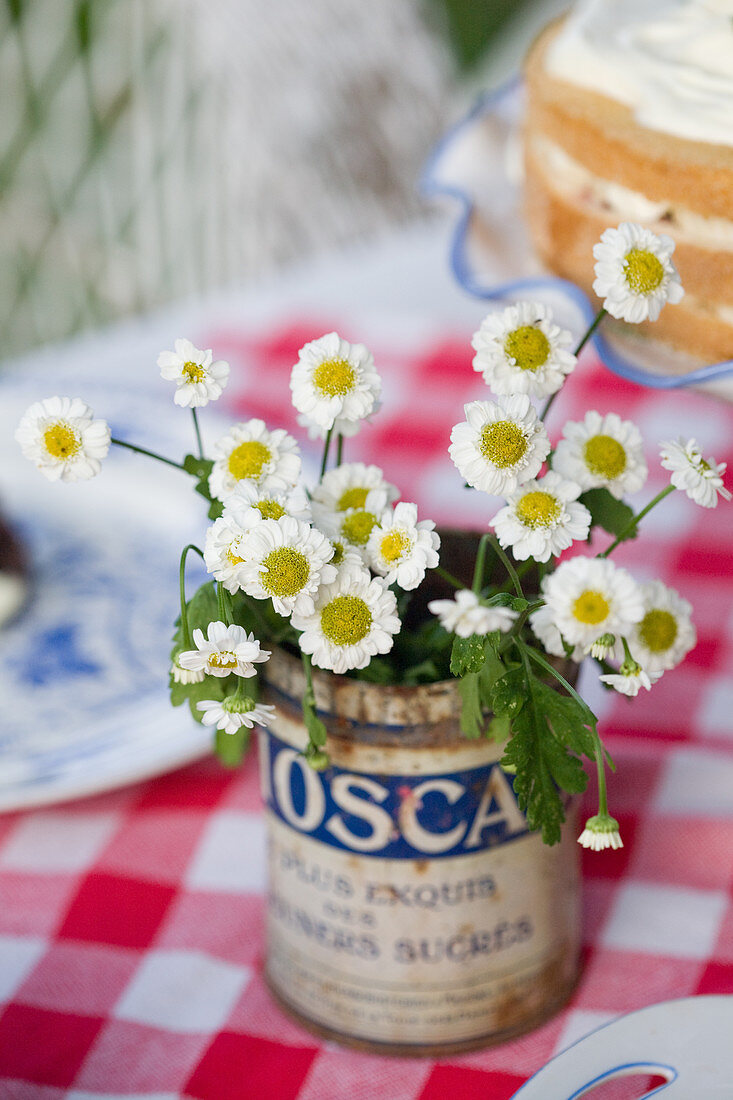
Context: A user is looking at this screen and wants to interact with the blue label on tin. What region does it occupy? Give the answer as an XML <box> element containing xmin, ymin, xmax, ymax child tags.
<box><xmin>260</xmin><ymin>728</ymin><xmax>529</xmax><ymax>859</ymax></box>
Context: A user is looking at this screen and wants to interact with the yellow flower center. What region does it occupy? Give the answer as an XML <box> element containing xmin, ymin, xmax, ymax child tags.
<box><xmin>227</xmin><ymin>440</ymin><xmax>271</xmax><ymax>480</ymax></box>
<box><xmin>261</xmin><ymin>547</ymin><xmax>310</xmax><ymax>598</ymax></box>
<box><xmin>341</xmin><ymin>509</ymin><xmax>378</xmax><ymax>546</ymax></box>
<box><xmin>573</xmin><ymin>589</ymin><xmax>610</xmax><ymax>625</ymax></box>
<box><xmin>479</xmin><ymin>420</ymin><xmax>528</xmax><ymax>468</ymax></box>
<box><xmin>504</xmin><ymin>325</ymin><xmax>551</xmax><ymax>372</ymax></box>
<box><xmin>379</xmin><ymin>529</ymin><xmax>410</xmax><ymax>563</ymax></box>
<box><xmin>313</xmin><ymin>358</ymin><xmax>355</xmax><ymax>397</ymax></box>
<box><xmin>226</xmin><ymin>547</ymin><xmax>244</xmax><ymax>566</ymax></box>
<box><xmin>256</xmin><ymin>499</ymin><xmax>286</xmax><ymax>520</ymax></box>
<box><xmin>209</xmin><ymin>651</ymin><xmax>238</xmax><ymax>670</ymax></box>
<box><xmin>182</xmin><ymin>360</ymin><xmax>205</xmax><ymax>382</ymax></box>
<box><xmin>337</xmin><ymin>486</ymin><xmax>369</xmax><ymax>511</ymax></box>
<box><xmin>639</xmin><ymin>609</ymin><xmax>677</xmax><ymax>653</ymax></box>
<box><xmin>43</xmin><ymin>421</ymin><xmax>81</xmax><ymax>460</ymax></box>
<box><xmin>515</xmin><ymin>490</ymin><xmax>560</xmax><ymax>528</ymax></box>
<box><xmin>623</xmin><ymin>249</ymin><xmax>665</xmax><ymax>295</ymax></box>
<box><xmin>584</xmin><ymin>434</ymin><xmax>627</xmax><ymax>479</ymax></box>
<box><xmin>331</xmin><ymin>541</ymin><xmax>345</xmax><ymax>565</ymax></box>
<box><xmin>321</xmin><ymin>595</ymin><xmax>372</xmax><ymax>646</ymax></box>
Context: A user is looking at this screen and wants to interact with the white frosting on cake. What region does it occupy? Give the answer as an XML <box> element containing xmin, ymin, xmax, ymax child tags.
<box><xmin>544</xmin><ymin>0</ymin><xmax>733</xmax><ymax>146</ymax></box>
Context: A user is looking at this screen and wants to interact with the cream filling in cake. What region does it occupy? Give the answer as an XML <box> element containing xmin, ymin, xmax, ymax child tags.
<box><xmin>530</xmin><ymin>136</ymin><xmax>733</xmax><ymax>252</ymax></box>
<box><xmin>543</xmin><ymin>0</ymin><xmax>733</xmax><ymax>147</ymax></box>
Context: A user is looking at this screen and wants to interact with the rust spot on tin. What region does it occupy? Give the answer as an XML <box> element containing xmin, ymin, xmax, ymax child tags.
<box><xmin>413</xmin><ymin>859</ymin><xmax>429</xmax><ymax>875</ymax></box>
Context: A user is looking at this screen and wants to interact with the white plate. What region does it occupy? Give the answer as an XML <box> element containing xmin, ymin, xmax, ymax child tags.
<box><xmin>0</xmin><ymin>351</ymin><xmax>215</xmax><ymax>811</ymax></box>
<box><xmin>422</xmin><ymin>82</ymin><xmax>733</xmax><ymax>401</ymax></box>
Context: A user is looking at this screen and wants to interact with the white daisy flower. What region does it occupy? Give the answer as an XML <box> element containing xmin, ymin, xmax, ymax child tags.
<box><xmin>626</xmin><ymin>580</ymin><xmax>696</xmax><ymax>674</ymax></box>
<box><xmin>203</xmin><ymin>515</ymin><xmax>250</xmax><ymax>594</ymax></box>
<box><xmin>157</xmin><ymin>338</ymin><xmax>229</xmax><ymax>408</ymax></box>
<box><xmin>490</xmin><ymin>471</ymin><xmax>591</xmax><ymax>563</ymax></box>
<box><xmin>660</xmin><ymin>438</ymin><xmax>731</xmax><ymax>509</ymax></box>
<box><xmin>291</xmin><ymin>561</ymin><xmax>400</xmax><ymax>674</ymax></box>
<box><xmin>310</xmin><ymin>462</ymin><xmax>398</xmax><ymax>525</ymax></box>
<box><xmin>592</xmin><ymin>222</ymin><xmax>684</xmax><ymax>323</ymax></box>
<box><xmin>367</xmin><ymin>502</ymin><xmax>440</xmax><ymax>591</ymax></box>
<box><xmin>177</xmin><ymin>621</ymin><xmax>270</xmax><ymax>678</ymax></box>
<box><xmin>529</xmin><ymin>603</ymin><xmax>585</xmax><ymax>662</ymax></box>
<box><xmin>600</xmin><ymin>666</ymin><xmax>663</xmax><ymax>697</ymax></box>
<box><xmin>239</xmin><ymin>516</ymin><xmax>337</xmax><ymax>617</ymax></box>
<box><xmin>471</xmin><ymin>301</ymin><xmax>577</xmax><ymax>398</ymax></box>
<box><xmin>578</xmin><ymin>814</ymin><xmax>623</xmax><ymax>852</ymax></box>
<box><xmin>541</xmin><ymin>557</ymin><xmax>644</xmax><ymax>649</ymax></box>
<box><xmin>449</xmin><ymin>396</ymin><xmax>551</xmax><ymax>497</ymax></box>
<box><xmin>553</xmin><ymin>411</ymin><xmax>647</xmax><ymax>500</ymax></box>
<box><xmin>223</xmin><ymin>481</ymin><xmax>311</xmax><ymax>529</ymax></box>
<box><xmin>428</xmin><ymin>589</ymin><xmax>517</xmax><ymax>638</ymax></box>
<box><xmin>15</xmin><ymin>396</ymin><xmax>111</xmax><ymax>482</ymax></box>
<box><xmin>290</xmin><ymin>331</ymin><xmax>381</xmax><ymax>433</ymax></box>
<box><xmin>209</xmin><ymin>419</ymin><xmax>301</xmax><ymax>502</ymax></box>
<box><xmin>197</xmin><ymin>696</ymin><xmax>276</xmax><ymax>736</ymax></box>
<box><xmin>170</xmin><ymin>655</ymin><xmax>205</xmax><ymax>684</ymax></box>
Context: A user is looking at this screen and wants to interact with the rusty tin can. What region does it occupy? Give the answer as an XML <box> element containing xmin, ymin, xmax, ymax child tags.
<box><xmin>259</xmin><ymin>647</ymin><xmax>581</xmax><ymax>1055</ymax></box>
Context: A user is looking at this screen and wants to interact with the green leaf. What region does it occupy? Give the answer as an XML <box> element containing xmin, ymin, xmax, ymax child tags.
<box><xmin>488</xmin><ymin>667</ymin><xmax>526</xmax><ymax>719</ymax></box>
<box><xmin>486</xmin><ymin>712</ymin><xmax>511</xmax><ymax>743</ymax></box>
<box><xmin>303</xmin><ymin>692</ymin><xmax>327</xmax><ymax>749</ymax></box>
<box><xmin>500</xmin><ymin>662</ymin><xmax>591</xmax><ymax>845</ymax></box>
<box><xmin>580</xmin><ymin>488</ymin><xmax>638</xmax><ymax>541</ymax></box>
<box><xmin>215</xmin><ymin>724</ymin><xmax>251</xmax><ymax>767</ymax></box>
<box><xmin>450</xmin><ymin>634</ymin><xmax>485</xmax><ymax>675</ymax></box>
<box><xmin>458</xmin><ymin>672</ymin><xmax>483</xmax><ymax>738</ymax></box>
<box><xmin>183</xmin><ymin>454</ymin><xmax>216</xmax><ymax>507</ymax></box>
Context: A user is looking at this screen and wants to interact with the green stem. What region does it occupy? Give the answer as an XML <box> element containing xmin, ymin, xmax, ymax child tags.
<box><xmin>434</xmin><ymin>566</ymin><xmax>465</xmax><ymax>590</ymax></box>
<box><xmin>111</xmin><ymin>437</ymin><xmax>185</xmax><ymax>470</ymax></box>
<box><xmin>336</xmin><ymin>433</ymin><xmax>344</xmax><ymax>465</ymax></box>
<box><xmin>600</xmin><ymin>485</ymin><xmax>675</xmax><ymax>558</ymax></box>
<box><xmin>472</xmin><ymin>533</ymin><xmax>492</xmax><ymax>594</ymax></box>
<box><xmin>594</xmin><ymin>739</ymin><xmax>609</xmax><ymax>818</ymax></box>
<box><xmin>178</xmin><ymin>543</ymin><xmax>205</xmax><ymax>649</ymax></box>
<box><xmin>521</xmin><ymin>640</ymin><xmax>596</xmax><ymax>723</ymax></box>
<box><xmin>191</xmin><ymin>408</ymin><xmax>204</xmax><ymax>460</ymax></box>
<box><xmin>540</xmin><ymin>307</ymin><xmax>607</xmax><ymax>423</ymax></box>
<box><xmin>319</xmin><ymin>425</ymin><xmax>334</xmax><ymax>479</ymax></box>
<box><xmin>216</xmin><ymin>582</ymin><xmax>231</xmax><ymax>624</ymax></box>
<box><xmin>491</xmin><ymin>536</ymin><xmax>523</xmax><ymax>599</ymax></box>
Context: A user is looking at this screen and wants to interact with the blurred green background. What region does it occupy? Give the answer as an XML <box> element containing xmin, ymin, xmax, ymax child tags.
<box><xmin>0</xmin><ymin>0</ymin><xmax>559</xmax><ymax>361</ymax></box>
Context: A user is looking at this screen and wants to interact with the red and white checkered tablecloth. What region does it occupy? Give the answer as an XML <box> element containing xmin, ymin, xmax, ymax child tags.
<box><xmin>1</xmin><ymin>313</ymin><xmax>732</xmax><ymax>1099</ymax></box>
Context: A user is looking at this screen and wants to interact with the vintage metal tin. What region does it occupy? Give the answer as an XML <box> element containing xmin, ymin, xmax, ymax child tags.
<box><xmin>260</xmin><ymin>647</ymin><xmax>581</xmax><ymax>1055</ymax></box>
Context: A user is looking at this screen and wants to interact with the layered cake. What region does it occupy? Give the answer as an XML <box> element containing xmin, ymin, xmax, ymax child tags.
<box><xmin>523</xmin><ymin>0</ymin><xmax>733</xmax><ymax>362</ymax></box>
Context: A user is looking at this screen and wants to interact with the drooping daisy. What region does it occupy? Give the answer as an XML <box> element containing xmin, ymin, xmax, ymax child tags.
<box><xmin>170</xmin><ymin>654</ymin><xmax>205</xmax><ymax>684</ymax></box>
<box><xmin>449</xmin><ymin>396</ymin><xmax>551</xmax><ymax>497</ymax></box>
<box><xmin>310</xmin><ymin>462</ymin><xmax>398</xmax><ymax>527</ymax></box>
<box><xmin>177</xmin><ymin>621</ymin><xmax>270</xmax><ymax>678</ymax></box>
<box><xmin>208</xmin><ymin>419</ymin><xmax>301</xmax><ymax>502</ymax></box>
<box><xmin>197</xmin><ymin>696</ymin><xmax>276</xmax><ymax>736</ymax></box>
<box><xmin>367</xmin><ymin>502</ymin><xmax>440</xmax><ymax>590</ymax></box>
<box><xmin>428</xmin><ymin>589</ymin><xmax>517</xmax><ymax>638</ymax></box>
<box><xmin>291</xmin><ymin>561</ymin><xmax>400</xmax><ymax>674</ymax></box>
<box><xmin>600</xmin><ymin>665</ymin><xmax>663</xmax><ymax>697</ymax></box>
<box><xmin>223</xmin><ymin>481</ymin><xmax>311</xmax><ymax>529</ymax></box>
<box><xmin>490</xmin><ymin>471</ymin><xmax>591</xmax><ymax>563</ymax></box>
<box><xmin>15</xmin><ymin>396</ymin><xmax>111</xmax><ymax>482</ymax></box>
<box><xmin>659</xmin><ymin>437</ymin><xmax>731</xmax><ymax>509</ymax></box>
<box><xmin>592</xmin><ymin>222</ymin><xmax>684</xmax><ymax>323</ymax></box>
<box><xmin>239</xmin><ymin>517</ymin><xmax>337</xmax><ymax>617</ymax></box>
<box><xmin>626</xmin><ymin>579</ymin><xmax>696</xmax><ymax>674</ymax></box>
<box><xmin>157</xmin><ymin>338</ymin><xmax>229</xmax><ymax>408</ymax></box>
<box><xmin>203</xmin><ymin>515</ymin><xmax>250</xmax><ymax>594</ymax></box>
<box><xmin>471</xmin><ymin>301</ymin><xmax>577</xmax><ymax>398</ymax></box>
<box><xmin>553</xmin><ymin>411</ymin><xmax>647</xmax><ymax>499</ymax></box>
<box><xmin>541</xmin><ymin>557</ymin><xmax>644</xmax><ymax>650</ymax></box>
<box><xmin>290</xmin><ymin>332</ymin><xmax>382</xmax><ymax>433</ymax></box>
<box><xmin>529</xmin><ymin>604</ymin><xmax>585</xmax><ymax>662</ymax></box>
<box><xmin>578</xmin><ymin>814</ymin><xmax>623</xmax><ymax>852</ymax></box>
